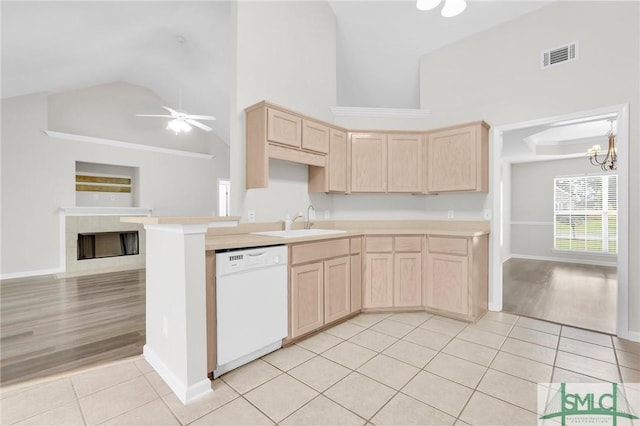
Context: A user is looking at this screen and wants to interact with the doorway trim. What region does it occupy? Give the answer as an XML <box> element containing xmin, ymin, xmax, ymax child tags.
<box><xmin>488</xmin><ymin>103</ymin><xmax>634</xmax><ymax>341</ymax></box>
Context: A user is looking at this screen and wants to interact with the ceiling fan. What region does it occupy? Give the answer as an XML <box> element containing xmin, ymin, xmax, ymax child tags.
<box><xmin>136</xmin><ymin>35</ymin><xmax>216</xmax><ymax>134</ymax></box>
<box><xmin>137</xmin><ymin>105</ymin><xmax>216</xmax><ymax>134</ymax></box>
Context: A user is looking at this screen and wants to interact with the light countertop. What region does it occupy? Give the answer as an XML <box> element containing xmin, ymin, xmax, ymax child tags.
<box><xmin>205</xmin><ymin>220</ymin><xmax>490</xmax><ymax>251</ymax></box>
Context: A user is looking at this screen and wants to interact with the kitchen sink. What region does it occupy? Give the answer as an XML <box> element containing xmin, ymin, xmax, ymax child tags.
<box><xmin>251</xmin><ymin>229</ymin><xmax>347</xmax><ymax>238</ymax></box>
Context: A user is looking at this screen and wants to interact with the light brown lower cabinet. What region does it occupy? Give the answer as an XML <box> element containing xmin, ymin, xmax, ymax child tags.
<box><xmin>324</xmin><ymin>257</ymin><xmax>351</xmax><ymax>324</ymax></box>
<box><xmin>394</xmin><ymin>252</ymin><xmax>422</xmax><ymax>307</ymax></box>
<box><xmin>364</xmin><ymin>253</ymin><xmax>394</xmax><ymax>308</ymax></box>
<box><xmin>289</xmin><ymin>238</ymin><xmax>355</xmax><ymax>339</ymax></box>
<box><xmin>290</xmin><ymin>262</ymin><xmax>324</xmax><ymax>338</ymax></box>
<box><xmin>424</xmin><ymin>235</ymin><xmax>488</xmax><ymax>321</ymax></box>
<box><xmin>363</xmin><ymin>236</ymin><xmax>423</xmax><ymax>309</ymax></box>
<box><xmin>350</xmin><ymin>237</ymin><xmax>363</xmax><ymax>313</ymax></box>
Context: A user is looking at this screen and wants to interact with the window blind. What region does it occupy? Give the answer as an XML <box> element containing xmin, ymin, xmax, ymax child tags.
<box><xmin>554</xmin><ymin>174</ymin><xmax>617</xmax><ymax>253</ymax></box>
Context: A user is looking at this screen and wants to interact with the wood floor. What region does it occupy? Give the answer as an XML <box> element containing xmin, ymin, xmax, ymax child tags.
<box><xmin>503</xmin><ymin>258</ymin><xmax>616</xmax><ymax>334</ymax></box>
<box><xmin>0</xmin><ymin>269</ymin><xmax>145</xmax><ymax>386</ymax></box>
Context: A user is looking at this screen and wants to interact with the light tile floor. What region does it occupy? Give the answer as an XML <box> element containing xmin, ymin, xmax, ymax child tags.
<box><xmin>2</xmin><ymin>311</ymin><xmax>639</xmax><ymax>425</ymax></box>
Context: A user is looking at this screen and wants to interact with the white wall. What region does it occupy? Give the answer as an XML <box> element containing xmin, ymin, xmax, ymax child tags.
<box><xmin>1</xmin><ymin>86</ymin><xmax>229</xmax><ymax>277</ymax></box>
<box><xmin>230</xmin><ymin>1</ymin><xmax>336</xmax><ymax>222</ymax></box>
<box><xmin>501</xmin><ymin>161</ymin><xmax>511</xmax><ymax>261</ymax></box>
<box><xmin>419</xmin><ymin>1</ymin><xmax>639</xmax><ymax>332</ymax></box>
<box><xmin>510</xmin><ymin>157</ymin><xmax>617</xmax><ymax>265</ymax></box>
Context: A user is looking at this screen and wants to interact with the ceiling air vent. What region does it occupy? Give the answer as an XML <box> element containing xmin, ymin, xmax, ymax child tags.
<box><xmin>541</xmin><ymin>41</ymin><xmax>578</xmax><ymax>69</ymax></box>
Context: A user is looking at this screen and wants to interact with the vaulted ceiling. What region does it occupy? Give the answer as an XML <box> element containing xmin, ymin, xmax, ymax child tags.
<box><xmin>2</xmin><ymin>1</ymin><xmax>551</xmax><ymax>144</ymax></box>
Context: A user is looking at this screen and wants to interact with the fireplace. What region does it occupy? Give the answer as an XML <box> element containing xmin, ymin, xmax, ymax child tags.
<box><xmin>77</xmin><ymin>231</ymin><xmax>139</xmax><ymax>260</ymax></box>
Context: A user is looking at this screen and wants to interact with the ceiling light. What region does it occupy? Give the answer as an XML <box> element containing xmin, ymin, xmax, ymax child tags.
<box><xmin>167</xmin><ymin>119</ymin><xmax>192</xmax><ymax>134</ymax></box>
<box><xmin>441</xmin><ymin>0</ymin><xmax>467</xmax><ymax>17</ymax></box>
<box><xmin>417</xmin><ymin>0</ymin><xmax>466</xmax><ymax>17</ymax></box>
<box><xmin>416</xmin><ymin>0</ymin><xmax>442</xmax><ymax>11</ymax></box>
<box><xmin>587</xmin><ymin>119</ymin><xmax>617</xmax><ymax>171</ymax></box>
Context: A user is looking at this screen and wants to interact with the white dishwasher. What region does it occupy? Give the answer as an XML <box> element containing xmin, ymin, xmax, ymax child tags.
<box><xmin>214</xmin><ymin>245</ymin><xmax>288</xmax><ymax>378</ymax></box>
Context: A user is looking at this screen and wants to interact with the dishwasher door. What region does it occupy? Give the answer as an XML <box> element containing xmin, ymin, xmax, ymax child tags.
<box><xmin>215</xmin><ymin>246</ymin><xmax>288</xmax><ymax>377</ymax></box>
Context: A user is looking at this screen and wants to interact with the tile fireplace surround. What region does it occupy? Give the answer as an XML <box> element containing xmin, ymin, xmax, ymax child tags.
<box><xmin>61</xmin><ymin>207</ymin><xmax>150</xmax><ymax>276</ymax></box>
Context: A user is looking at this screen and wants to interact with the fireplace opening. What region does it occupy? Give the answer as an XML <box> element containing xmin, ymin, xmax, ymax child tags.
<box><xmin>77</xmin><ymin>231</ymin><xmax>139</xmax><ymax>260</ymax></box>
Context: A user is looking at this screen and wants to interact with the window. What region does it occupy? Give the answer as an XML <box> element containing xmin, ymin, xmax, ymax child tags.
<box><xmin>554</xmin><ymin>174</ymin><xmax>617</xmax><ymax>253</ymax></box>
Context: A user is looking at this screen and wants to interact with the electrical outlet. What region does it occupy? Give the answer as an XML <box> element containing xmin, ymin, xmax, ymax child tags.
<box><xmin>248</xmin><ymin>210</ymin><xmax>256</xmax><ymax>223</ymax></box>
<box><xmin>324</xmin><ymin>210</ymin><xmax>331</xmax><ymax>220</ymax></box>
<box><xmin>162</xmin><ymin>316</ymin><xmax>168</xmax><ymax>337</ymax></box>
<box><xmin>447</xmin><ymin>210</ymin><xmax>454</xmax><ymax>219</ymax></box>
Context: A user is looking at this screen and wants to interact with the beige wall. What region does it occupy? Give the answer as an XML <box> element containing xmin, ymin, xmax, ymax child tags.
<box><xmin>230</xmin><ymin>1</ymin><xmax>337</xmax><ymax>222</ymax></box>
<box><xmin>419</xmin><ymin>1</ymin><xmax>639</xmax><ymax>332</ymax></box>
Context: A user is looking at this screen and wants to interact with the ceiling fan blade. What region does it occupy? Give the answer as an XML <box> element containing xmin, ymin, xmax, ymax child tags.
<box><xmin>161</xmin><ymin>106</ymin><xmax>180</xmax><ymax>116</ymax></box>
<box><xmin>186</xmin><ymin>114</ymin><xmax>216</xmax><ymax>121</ymax></box>
<box><xmin>186</xmin><ymin>119</ymin><xmax>213</xmax><ymax>132</ymax></box>
<box><xmin>136</xmin><ymin>114</ymin><xmax>173</xmax><ymax>118</ymax></box>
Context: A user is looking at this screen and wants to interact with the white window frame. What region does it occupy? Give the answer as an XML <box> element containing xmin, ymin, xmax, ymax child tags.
<box><xmin>553</xmin><ymin>173</ymin><xmax>617</xmax><ymax>254</ymax></box>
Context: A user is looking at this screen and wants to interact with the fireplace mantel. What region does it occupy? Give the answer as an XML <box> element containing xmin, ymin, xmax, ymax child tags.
<box><xmin>60</xmin><ymin>207</ymin><xmax>153</xmax><ymax>216</ymax></box>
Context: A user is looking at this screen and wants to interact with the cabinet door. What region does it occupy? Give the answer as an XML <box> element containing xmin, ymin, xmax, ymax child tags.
<box><xmin>425</xmin><ymin>253</ymin><xmax>469</xmax><ymax>316</ymax></box>
<box><xmin>267</xmin><ymin>108</ymin><xmax>302</xmax><ymax>148</ymax></box>
<box><xmin>302</xmin><ymin>120</ymin><xmax>330</xmax><ymax>154</ymax></box>
<box><xmin>324</xmin><ymin>257</ymin><xmax>351</xmax><ymax>324</ymax></box>
<box><xmin>388</xmin><ymin>134</ymin><xmax>422</xmax><ymax>193</ymax></box>
<box><xmin>427</xmin><ymin>125</ymin><xmax>478</xmax><ymax>192</ymax></box>
<box><xmin>364</xmin><ymin>253</ymin><xmax>394</xmax><ymax>308</ymax></box>
<box><xmin>329</xmin><ymin>129</ymin><xmax>348</xmax><ymax>192</ymax></box>
<box><xmin>291</xmin><ymin>262</ymin><xmax>324</xmax><ymax>338</ymax></box>
<box><xmin>351</xmin><ymin>133</ymin><xmax>387</xmax><ymax>192</ymax></box>
<box><xmin>350</xmin><ymin>253</ymin><xmax>362</xmax><ymax>313</ymax></box>
<box><xmin>394</xmin><ymin>252</ymin><xmax>422</xmax><ymax>307</ymax></box>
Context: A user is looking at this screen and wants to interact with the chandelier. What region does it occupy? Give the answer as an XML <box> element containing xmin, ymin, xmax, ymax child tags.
<box><xmin>587</xmin><ymin>119</ymin><xmax>617</xmax><ymax>171</ymax></box>
<box><xmin>416</xmin><ymin>0</ymin><xmax>467</xmax><ymax>17</ymax></box>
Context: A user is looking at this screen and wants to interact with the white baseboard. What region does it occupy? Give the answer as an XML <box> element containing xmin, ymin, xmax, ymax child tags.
<box><xmin>1</xmin><ymin>267</ymin><xmax>65</xmax><ymax>280</ymax></box>
<box><xmin>509</xmin><ymin>253</ymin><xmax>617</xmax><ymax>268</ymax></box>
<box><xmin>143</xmin><ymin>345</ymin><xmax>212</xmax><ymax>405</ymax></box>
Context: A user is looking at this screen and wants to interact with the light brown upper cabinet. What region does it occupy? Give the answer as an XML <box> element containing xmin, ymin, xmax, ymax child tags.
<box><xmin>309</xmin><ymin>128</ymin><xmax>348</xmax><ymax>193</ymax></box>
<box><xmin>267</xmin><ymin>108</ymin><xmax>302</xmax><ymax>148</ymax></box>
<box><xmin>387</xmin><ymin>134</ymin><xmax>423</xmax><ymax>193</ymax></box>
<box><xmin>302</xmin><ymin>120</ymin><xmax>329</xmax><ymax>154</ymax></box>
<box><xmin>350</xmin><ymin>133</ymin><xmax>387</xmax><ymax>192</ymax></box>
<box><xmin>426</xmin><ymin>122</ymin><xmax>489</xmax><ymax>193</ymax></box>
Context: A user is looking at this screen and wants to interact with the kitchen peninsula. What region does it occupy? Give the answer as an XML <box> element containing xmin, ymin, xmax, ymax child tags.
<box><xmin>124</xmin><ymin>215</ymin><xmax>489</xmax><ymax>405</ymax></box>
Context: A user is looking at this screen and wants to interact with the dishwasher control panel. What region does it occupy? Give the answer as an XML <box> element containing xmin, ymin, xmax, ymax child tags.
<box><xmin>215</xmin><ymin>245</ymin><xmax>287</xmax><ymax>277</ymax></box>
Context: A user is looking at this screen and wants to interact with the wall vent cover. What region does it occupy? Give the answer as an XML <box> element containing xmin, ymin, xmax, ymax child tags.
<box><xmin>541</xmin><ymin>41</ymin><xmax>578</xmax><ymax>69</ymax></box>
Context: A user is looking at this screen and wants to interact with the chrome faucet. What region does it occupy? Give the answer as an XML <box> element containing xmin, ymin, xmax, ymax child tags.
<box><xmin>305</xmin><ymin>204</ymin><xmax>315</xmax><ymax>229</ymax></box>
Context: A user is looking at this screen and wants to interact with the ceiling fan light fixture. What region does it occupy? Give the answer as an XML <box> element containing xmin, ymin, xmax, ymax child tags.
<box><xmin>167</xmin><ymin>118</ymin><xmax>192</xmax><ymax>134</ymax></box>
<box><xmin>441</xmin><ymin>0</ymin><xmax>467</xmax><ymax>17</ymax></box>
<box><xmin>416</xmin><ymin>0</ymin><xmax>442</xmax><ymax>11</ymax></box>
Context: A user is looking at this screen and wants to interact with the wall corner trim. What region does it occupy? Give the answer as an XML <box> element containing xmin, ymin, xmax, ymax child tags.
<box><xmin>43</xmin><ymin>130</ymin><xmax>215</xmax><ymax>160</ymax></box>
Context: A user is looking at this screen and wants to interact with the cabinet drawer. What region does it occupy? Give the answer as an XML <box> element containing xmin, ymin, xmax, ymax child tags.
<box><xmin>291</xmin><ymin>238</ymin><xmax>350</xmax><ymax>265</ymax></box>
<box><xmin>394</xmin><ymin>236</ymin><xmax>422</xmax><ymax>252</ymax></box>
<box><xmin>428</xmin><ymin>237</ymin><xmax>468</xmax><ymax>255</ymax></box>
<box><xmin>365</xmin><ymin>237</ymin><xmax>393</xmax><ymax>253</ymax></box>
<box><xmin>350</xmin><ymin>237</ymin><xmax>362</xmax><ymax>254</ymax></box>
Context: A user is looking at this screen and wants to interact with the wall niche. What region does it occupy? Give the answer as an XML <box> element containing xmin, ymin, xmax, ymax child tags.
<box><xmin>75</xmin><ymin>161</ymin><xmax>140</xmax><ymax>207</ymax></box>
